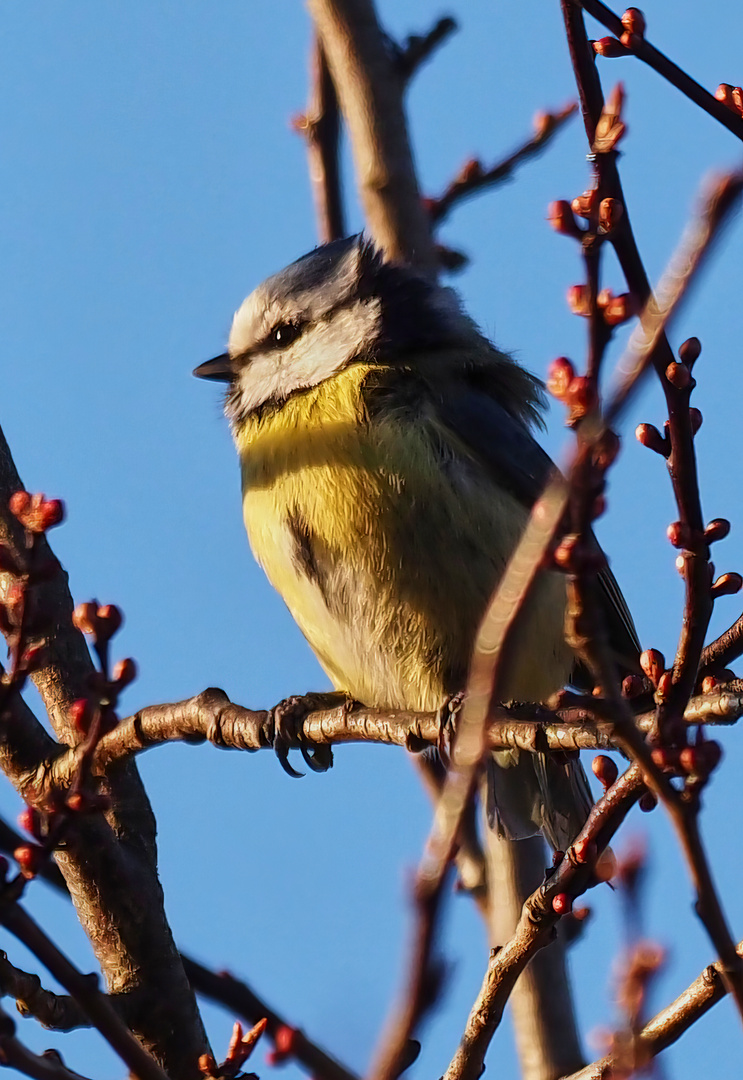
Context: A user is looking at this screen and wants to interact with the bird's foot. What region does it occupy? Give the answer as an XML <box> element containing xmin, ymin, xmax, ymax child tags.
<box><xmin>436</xmin><ymin>691</ymin><xmax>465</xmax><ymax>768</ymax></box>
<box><xmin>270</xmin><ymin>692</ymin><xmax>343</xmax><ymax>777</ymax></box>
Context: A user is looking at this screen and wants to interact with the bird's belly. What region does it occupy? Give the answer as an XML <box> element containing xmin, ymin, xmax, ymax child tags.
<box><xmin>241</xmin><ymin>438</ymin><xmax>571</xmax><ymax>713</ymax></box>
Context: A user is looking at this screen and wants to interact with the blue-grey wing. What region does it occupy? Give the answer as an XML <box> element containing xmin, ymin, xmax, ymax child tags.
<box><xmin>435</xmin><ymin>378</ymin><xmax>641</xmax><ymax>668</ymax></box>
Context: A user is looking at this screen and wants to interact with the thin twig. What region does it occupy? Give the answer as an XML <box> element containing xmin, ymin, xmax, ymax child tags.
<box><xmin>562</xmin><ymin>0</ymin><xmax>743</xmax><ymax>1022</ymax></box>
<box><xmin>395</xmin><ymin>16</ymin><xmax>457</xmax><ymax>82</ymax></box>
<box><xmin>443</xmin><ymin>765</ymin><xmax>645</xmax><ymax>1080</ymax></box>
<box><xmin>0</xmin><ymin>1003</ymin><xmax>94</xmax><ymax>1080</ymax></box>
<box><xmin>0</xmin><ymin>902</ymin><xmax>169</xmax><ymax>1080</ymax></box>
<box><xmin>560</xmin><ymin>939</ymin><xmax>743</xmax><ymax>1080</ymax></box>
<box><xmin>576</xmin><ymin>0</ymin><xmax>743</xmax><ymax>142</ymax></box>
<box><xmin>700</xmin><ymin>613</ymin><xmax>743</xmax><ymax>674</ymax></box>
<box><xmin>0</xmin><ymin>952</ymin><xmax>88</xmax><ymax>1031</ymax></box>
<box><xmin>295</xmin><ymin>35</ymin><xmax>346</xmax><ymax>244</ymax></box>
<box><xmin>427</xmin><ymin>104</ymin><xmax>577</xmax><ymax>225</ymax></box>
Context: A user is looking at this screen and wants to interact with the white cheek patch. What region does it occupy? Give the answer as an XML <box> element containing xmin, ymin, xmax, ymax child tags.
<box><xmin>232</xmin><ymin>298</ymin><xmax>381</xmax><ymax>416</ymax></box>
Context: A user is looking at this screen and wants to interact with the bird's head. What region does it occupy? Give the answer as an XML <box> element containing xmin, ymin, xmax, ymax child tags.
<box><xmin>194</xmin><ymin>235</ymin><xmax>475</xmax><ymax>426</ymax></box>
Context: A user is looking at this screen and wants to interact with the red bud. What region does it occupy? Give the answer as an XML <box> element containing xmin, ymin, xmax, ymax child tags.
<box><xmin>592</xmin><ymin>754</ymin><xmax>619</xmax><ymax>789</ymax></box>
<box><xmin>621</xmin><ymin>8</ymin><xmax>646</xmax><ymax>36</ymax></box>
<box><xmin>678</xmin><ymin>337</ymin><xmax>701</xmax><ymax>366</ymax></box>
<box><xmin>546</xmin><ymin>357</ymin><xmax>576</xmax><ymax>401</ymax></box>
<box><xmin>592</xmin><ymin>37</ymin><xmax>630</xmax><ymax>58</ymax></box>
<box><xmin>704</xmin><ymin>518</ymin><xmax>731</xmax><ymax>544</ymax></box>
<box><xmin>112</xmin><ymin>657</ymin><xmax>137</xmax><ymax>688</ymax></box>
<box><xmin>640</xmin><ymin>648</ymin><xmax>665</xmax><ymax>686</ymax></box>
<box><xmin>711</xmin><ymin>572</ymin><xmax>743</xmax><ymax>599</ymax></box>
<box><xmin>552</xmin><ymin>892</ymin><xmax>572</xmax><ymax>915</ymax></box>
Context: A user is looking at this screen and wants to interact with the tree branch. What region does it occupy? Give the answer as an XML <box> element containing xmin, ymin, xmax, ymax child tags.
<box><xmin>295</xmin><ymin>35</ymin><xmax>346</xmax><ymax>244</ymax></box>
<box><xmin>306</xmin><ymin>0</ymin><xmax>437</xmax><ymax>273</ymax></box>
<box><xmin>0</xmin><ymin>430</ymin><xmax>209</xmax><ymax>1078</ymax></box>
<box><xmin>576</xmin><ymin>0</ymin><xmax>743</xmax><ymax>142</ymax></box>
<box><xmin>443</xmin><ymin>765</ymin><xmax>645</xmax><ymax>1080</ymax></box>
<box><xmin>560</xmin><ymin>939</ymin><xmax>743</xmax><ymax>1080</ymax></box>
<box><xmin>427</xmin><ymin>104</ymin><xmax>577</xmax><ymax>226</ymax></box>
<box><xmin>0</xmin><ymin>901</ymin><xmax>169</xmax><ymax>1080</ymax></box>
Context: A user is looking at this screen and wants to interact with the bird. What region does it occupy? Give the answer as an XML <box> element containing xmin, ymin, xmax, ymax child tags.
<box><xmin>194</xmin><ymin>234</ymin><xmax>639</xmax><ymax>851</ymax></box>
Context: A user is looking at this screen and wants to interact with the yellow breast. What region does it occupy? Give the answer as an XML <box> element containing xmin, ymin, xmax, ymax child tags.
<box><xmin>236</xmin><ymin>363</ymin><xmax>570</xmax><ymax>711</ymax></box>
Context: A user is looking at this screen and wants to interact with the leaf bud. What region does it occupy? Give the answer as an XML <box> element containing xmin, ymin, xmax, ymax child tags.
<box><xmin>567</xmin><ymin>284</ymin><xmax>591</xmax><ymax>317</ymax></box>
<box><xmin>711</xmin><ymin>572</ymin><xmax>743</xmax><ymax>599</ymax></box>
<box><xmin>547</xmin><ymin>200</ymin><xmax>581</xmax><ymax>238</ymax></box>
<box><xmin>602</xmin><ymin>292</ymin><xmax>638</xmax><ymax>326</ymax></box>
<box><xmin>598</xmin><ymin>196</ymin><xmax>623</xmax><ymax>233</ymax></box>
<box><xmin>666</xmin><ymin>520</ymin><xmax>700</xmax><ymax>550</ymax></box>
<box><xmin>571</xmin><ymin>189</ymin><xmax>598</xmax><ymax>218</ymax></box>
<box><xmin>665</xmin><ymin>361</ymin><xmax>691</xmax><ymax>389</ymax></box>
<box><xmin>592</xmin><ymin>754</ymin><xmax>619</xmax><ymax>789</ymax></box>
<box><xmin>546</xmin><ymin>357</ymin><xmax>575</xmax><ymax>401</ymax></box>
<box><xmin>592</xmin><ymin>37</ymin><xmax>630</xmax><ymax>57</ymax></box>
<box><xmin>678</xmin><ymin>336</ymin><xmax>701</xmax><ymax>367</ymax></box>
<box><xmin>639</xmin><ymin>791</ymin><xmax>657</xmax><ymax>812</ymax></box>
<box><xmin>635</xmin><ymin>422</ymin><xmax>669</xmax><ymax>456</ymax></box>
<box><xmin>689</xmin><ymin>408</ymin><xmax>703</xmax><ymax>434</ymax></box>
<box><xmin>14</xmin><ymin>844</ymin><xmax>42</xmax><ymax>879</ymax></box>
<box><xmin>70</xmin><ymin>698</ymin><xmax>92</xmax><ymax>733</ymax></box>
<box><xmin>73</xmin><ymin>602</ymin><xmax>100</xmax><ymax>636</ymax></box>
<box><xmin>621</xmin><ymin>8</ymin><xmax>646</xmax><ymax>36</ymax></box>
<box><xmin>622</xmin><ymin>674</ymin><xmax>645</xmax><ymax>698</ymax></box>
<box><xmin>552</xmin><ymin>892</ymin><xmax>572</xmax><ymax>915</ymax></box>
<box><xmin>112</xmin><ymin>657</ymin><xmax>137</xmax><ymax>688</ymax></box>
<box><xmin>640</xmin><ymin>648</ymin><xmax>665</xmax><ymax>686</ymax></box>
<box><xmin>704</xmin><ymin>518</ymin><xmax>730</xmax><ymax>544</ymax></box>
<box><xmin>96</xmin><ymin>604</ymin><xmax>123</xmax><ymax>640</ymax></box>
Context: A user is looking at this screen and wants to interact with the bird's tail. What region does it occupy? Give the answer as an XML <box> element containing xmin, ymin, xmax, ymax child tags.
<box><xmin>484</xmin><ymin>748</ymin><xmax>593</xmax><ymax>852</ymax></box>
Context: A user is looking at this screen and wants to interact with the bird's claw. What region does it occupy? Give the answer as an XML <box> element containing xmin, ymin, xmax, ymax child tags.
<box><xmin>437</xmin><ymin>691</ymin><xmax>465</xmax><ymax>768</ymax></box>
<box><xmin>270</xmin><ymin>694</ymin><xmax>335</xmax><ymax>777</ymax></box>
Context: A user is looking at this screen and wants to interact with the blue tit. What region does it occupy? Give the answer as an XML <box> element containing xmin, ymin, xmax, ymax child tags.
<box><xmin>195</xmin><ymin>235</ymin><xmax>639</xmax><ymax>850</ymax></box>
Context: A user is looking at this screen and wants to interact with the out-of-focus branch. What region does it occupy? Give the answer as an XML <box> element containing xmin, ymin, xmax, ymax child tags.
<box><xmin>0</xmin><ymin>952</ymin><xmax>88</xmax><ymax>1031</ymax></box>
<box><xmin>427</xmin><ymin>104</ymin><xmax>577</xmax><ymax>226</ymax></box>
<box><xmin>294</xmin><ymin>35</ymin><xmax>345</xmax><ymax>244</ymax></box>
<box><xmin>561</xmin><ymin>939</ymin><xmax>743</xmax><ymax>1080</ymax></box>
<box><xmin>306</xmin><ymin>0</ymin><xmax>437</xmax><ymax>273</ymax></box>
<box><xmin>394</xmin><ymin>16</ymin><xmax>457</xmax><ymax>82</ymax></box>
<box><xmin>576</xmin><ymin>0</ymin><xmax>743</xmax><ymax>142</ymax></box>
<box><xmin>0</xmin><ymin>902</ymin><xmax>169</xmax><ymax>1080</ymax></box>
<box><xmin>183</xmin><ymin>959</ymin><xmax>359</xmax><ymax>1080</ymax></box>
<box><xmin>0</xmin><ymin>1003</ymin><xmax>94</xmax><ymax>1080</ymax></box>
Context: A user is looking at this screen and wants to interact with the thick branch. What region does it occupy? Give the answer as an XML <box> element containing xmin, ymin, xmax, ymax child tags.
<box><xmin>307</xmin><ymin>0</ymin><xmax>437</xmax><ymax>273</ymax></box>
<box><xmin>38</xmin><ymin>682</ymin><xmax>743</xmax><ymax>793</ymax></box>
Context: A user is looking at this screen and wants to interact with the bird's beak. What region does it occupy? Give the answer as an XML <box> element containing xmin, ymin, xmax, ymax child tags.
<box><xmin>193</xmin><ymin>353</ymin><xmax>233</xmax><ymax>381</ymax></box>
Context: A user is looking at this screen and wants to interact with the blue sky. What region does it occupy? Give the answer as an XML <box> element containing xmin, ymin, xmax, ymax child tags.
<box><xmin>1</xmin><ymin>2</ymin><xmax>743</xmax><ymax>1078</ymax></box>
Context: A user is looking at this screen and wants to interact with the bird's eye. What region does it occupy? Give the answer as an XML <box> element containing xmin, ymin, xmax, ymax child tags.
<box><xmin>269</xmin><ymin>322</ymin><xmax>302</xmax><ymax>348</ymax></box>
